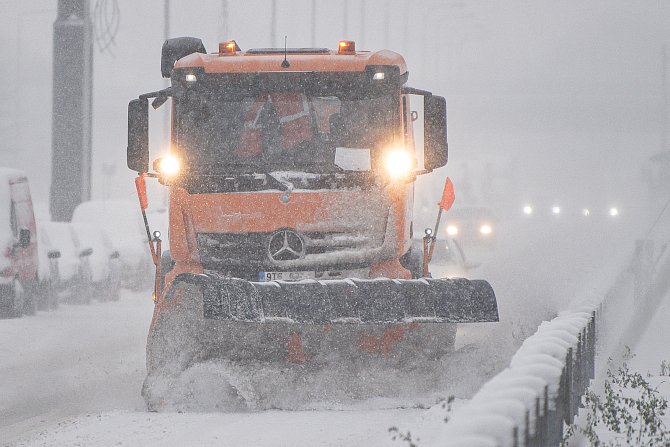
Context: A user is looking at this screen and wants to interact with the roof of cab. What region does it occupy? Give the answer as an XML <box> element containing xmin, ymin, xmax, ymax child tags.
<box><xmin>174</xmin><ymin>48</ymin><xmax>408</xmax><ymax>74</ymax></box>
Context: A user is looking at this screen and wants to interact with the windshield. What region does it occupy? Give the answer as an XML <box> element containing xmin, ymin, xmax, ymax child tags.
<box><xmin>173</xmin><ymin>73</ymin><xmax>398</xmax><ymax>175</ymax></box>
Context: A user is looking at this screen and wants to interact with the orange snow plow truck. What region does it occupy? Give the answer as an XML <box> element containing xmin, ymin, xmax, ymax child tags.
<box><xmin>127</xmin><ymin>38</ymin><xmax>498</xmax><ymax>406</ymax></box>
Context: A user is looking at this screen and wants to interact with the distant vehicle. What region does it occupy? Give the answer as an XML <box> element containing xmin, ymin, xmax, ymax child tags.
<box><xmin>430</xmin><ymin>237</ymin><xmax>480</xmax><ymax>278</ymax></box>
<box><xmin>0</xmin><ymin>168</ymin><xmax>38</xmax><ymax>318</ymax></box>
<box><xmin>520</xmin><ymin>200</ymin><xmax>622</xmax><ymax>221</ymax></box>
<box><xmin>38</xmin><ymin>222</ymin><xmax>93</xmax><ymax>304</ymax></box>
<box><xmin>70</xmin><ymin>223</ymin><xmax>121</xmax><ymax>301</ymax></box>
<box><xmin>72</xmin><ymin>200</ymin><xmax>153</xmax><ymax>291</ymax></box>
<box><xmin>444</xmin><ymin>206</ymin><xmax>497</xmax><ymax>248</ymax></box>
<box><xmin>36</xmin><ymin>223</ymin><xmax>61</xmax><ymax>310</ymax></box>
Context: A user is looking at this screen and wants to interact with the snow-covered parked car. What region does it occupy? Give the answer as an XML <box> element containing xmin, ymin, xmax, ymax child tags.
<box><xmin>72</xmin><ymin>200</ymin><xmax>152</xmax><ymax>291</ymax></box>
<box><xmin>0</xmin><ymin>168</ymin><xmax>39</xmax><ymax>318</ymax></box>
<box><xmin>38</xmin><ymin>222</ymin><xmax>93</xmax><ymax>304</ymax></box>
<box><xmin>70</xmin><ymin>223</ymin><xmax>121</xmax><ymax>301</ymax></box>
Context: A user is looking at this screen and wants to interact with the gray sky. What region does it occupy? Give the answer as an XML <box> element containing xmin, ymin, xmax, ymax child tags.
<box><xmin>0</xmin><ymin>0</ymin><xmax>667</xmax><ymax>216</ymax></box>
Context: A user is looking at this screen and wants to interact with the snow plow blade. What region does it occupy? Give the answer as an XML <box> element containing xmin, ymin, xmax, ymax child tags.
<box><xmin>173</xmin><ymin>273</ymin><xmax>498</xmax><ymax>324</ymax></box>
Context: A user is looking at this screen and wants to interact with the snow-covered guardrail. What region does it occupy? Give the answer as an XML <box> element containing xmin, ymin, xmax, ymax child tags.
<box><xmin>435</xmin><ymin>238</ymin><xmax>666</xmax><ymax>447</ymax></box>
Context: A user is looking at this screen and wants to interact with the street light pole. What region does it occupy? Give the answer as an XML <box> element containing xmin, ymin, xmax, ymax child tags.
<box><xmin>50</xmin><ymin>0</ymin><xmax>93</xmax><ymax>222</ymax></box>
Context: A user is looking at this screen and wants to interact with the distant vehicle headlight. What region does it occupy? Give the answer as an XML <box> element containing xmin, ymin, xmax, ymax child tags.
<box><xmin>582</xmin><ymin>208</ymin><xmax>590</xmax><ymax>217</ymax></box>
<box><xmin>446</xmin><ymin>225</ymin><xmax>458</xmax><ymax>236</ymax></box>
<box><xmin>523</xmin><ymin>205</ymin><xmax>533</xmax><ymax>215</ymax></box>
<box><xmin>552</xmin><ymin>206</ymin><xmax>561</xmax><ymax>215</ymax></box>
<box><xmin>479</xmin><ymin>224</ymin><xmax>493</xmax><ymax>235</ymax></box>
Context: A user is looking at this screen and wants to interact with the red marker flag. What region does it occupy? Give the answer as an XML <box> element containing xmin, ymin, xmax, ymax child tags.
<box><xmin>438</xmin><ymin>177</ymin><xmax>455</xmax><ymax>211</ymax></box>
<box><xmin>135</xmin><ymin>174</ymin><xmax>149</xmax><ymax>210</ymax></box>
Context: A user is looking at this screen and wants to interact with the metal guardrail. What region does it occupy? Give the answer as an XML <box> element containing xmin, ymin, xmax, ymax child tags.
<box><xmin>435</xmin><ymin>238</ymin><xmax>669</xmax><ymax>447</ymax></box>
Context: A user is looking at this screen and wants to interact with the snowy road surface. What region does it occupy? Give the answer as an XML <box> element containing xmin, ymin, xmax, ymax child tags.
<box><xmin>0</xmin><ymin>213</ymin><xmax>640</xmax><ymax>446</ymax></box>
<box><xmin>0</xmin><ymin>292</ymin><xmax>496</xmax><ymax>446</ymax></box>
<box><xmin>0</xmin><ymin>292</ymin><xmax>150</xmax><ymax>444</ymax></box>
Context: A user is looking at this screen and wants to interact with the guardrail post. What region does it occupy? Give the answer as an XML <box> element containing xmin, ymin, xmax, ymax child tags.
<box><xmin>633</xmin><ymin>239</ymin><xmax>654</xmax><ymax>304</ymax></box>
<box><xmin>547</xmin><ymin>369</ymin><xmax>566</xmax><ymax>445</ymax></box>
<box><xmin>529</xmin><ymin>396</ymin><xmax>541</xmax><ymax>447</ymax></box>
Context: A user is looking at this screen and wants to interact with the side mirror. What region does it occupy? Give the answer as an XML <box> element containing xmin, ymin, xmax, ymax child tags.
<box><xmin>424</xmin><ymin>95</ymin><xmax>448</xmax><ymax>171</ymax></box>
<box><xmin>79</xmin><ymin>248</ymin><xmax>93</xmax><ymax>258</ymax></box>
<box><xmin>128</xmin><ymin>99</ymin><xmax>149</xmax><ymax>173</ymax></box>
<box><xmin>48</xmin><ymin>250</ymin><xmax>61</xmax><ymax>259</ymax></box>
<box><xmin>19</xmin><ymin>229</ymin><xmax>30</xmax><ymax>248</ymax></box>
<box><xmin>161</xmin><ymin>37</ymin><xmax>206</xmax><ymax>78</ymax></box>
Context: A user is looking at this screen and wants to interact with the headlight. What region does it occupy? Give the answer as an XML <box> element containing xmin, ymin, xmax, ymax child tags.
<box><xmin>479</xmin><ymin>224</ymin><xmax>492</xmax><ymax>235</ymax></box>
<box><xmin>383</xmin><ymin>148</ymin><xmax>414</xmax><ymax>180</ymax></box>
<box><xmin>582</xmin><ymin>208</ymin><xmax>590</xmax><ymax>217</ymax></box>
<box><xmin>523</xmin><ymin>205</ymin><xmax>533</xmax><ymax>215</ymax></box>
<box><xmin>552</xmin><ymin>206</ymin><xmax>561</xmax><ymax>215</ymax></box>
<box><xmin>446</xmin><ymin>225</ymin><xmax>458</xmax><ymax>236</ymax></box>
<box><xmin>155</xmin><ymin>154</ymin><xmax>180</xmax><ymax>177</ymax></box>
<box><xmin>609</xmin><ymin>207</ymin><xmax>619</xmax><ymax>217</ymax></box>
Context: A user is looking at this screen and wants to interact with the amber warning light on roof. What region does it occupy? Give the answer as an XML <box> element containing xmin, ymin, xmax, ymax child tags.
<box><xmin>219</xmin><ymin>40</ymin><xmax>239</xmax><ymax>55</ymax></box>
<box><xmin>338</xmin><ymin>40</ymin><xmax>356</xmax><ymax>54</ymax></box>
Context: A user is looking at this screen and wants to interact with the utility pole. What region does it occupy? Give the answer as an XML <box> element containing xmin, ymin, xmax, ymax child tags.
<box><xmin>163</xmin><ymin>0</ymin><xmax>171</xmax><ymax>151</ymax></box>
<box><xmin>383</xmin><ymin>0</ymin><xmax>391</xmax><ymax>48</ymax></box>
<box><xmin>164</xmin><ymin>0</ymin><xmax>170</xmax><ymax>42</ymax></box>
<box><xmin>311</xmin><ymin>0</ymin><xmax>316</xmax><ymax>46</ymax></box>
<box><xmin>360</xmin><ymin>0</ymin><xmax>365</xmax><ymax>47</ymax></box>
<box><xmin>219</xmin><ymin>0</ymin><xmax>229</xmax><ymax>41</ymax></box>
<box><xmin>270</xmin><ymin>0</ymin><xmax>277</xmax><ymax>47</ymax></box>
<box><xmin>402</xmin><ymin>0</ymin><xmax>410</xmax><ymax>54</ymax></box>
<box><xmin>662</xmin><ymin>45</ymin><xmax>668</xmax><ymax>152</ymax></box>
<box><xmin>343</xmin><ymin>0</ymin><xmax>349</xmax><ymax>37</ymax></box>
<box><xmin>50</xmin><ymin>0</ymin><xmax>93</xmax><ymax>222</ymax></box>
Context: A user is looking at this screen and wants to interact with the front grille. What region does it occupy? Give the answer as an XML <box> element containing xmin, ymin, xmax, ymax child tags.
<box><xmin>197</xmin><ymin>230</ymin><xmax>383</xmax><ymax>279</ymax></box>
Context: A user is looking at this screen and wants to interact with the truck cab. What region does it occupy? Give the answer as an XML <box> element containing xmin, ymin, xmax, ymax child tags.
<box><xmin>128</xmin><ymin>39</ymin><xmax>449</xmax><ymax>293</ymax></box>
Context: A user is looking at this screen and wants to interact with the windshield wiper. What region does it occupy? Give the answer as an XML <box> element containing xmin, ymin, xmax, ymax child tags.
<box><xmin>263</xmin><ymin>172</ymin><xmax>290</xmax><ymax>191</ymax></box>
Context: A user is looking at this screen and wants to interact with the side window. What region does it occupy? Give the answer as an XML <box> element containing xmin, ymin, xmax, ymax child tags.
<box><xmin>10</xmin><ymin>180</ymin><xmax>35</xmax><ymax>234</ymax></box>
<box><xmin>9</xmin><ymin>201</ymin><xmax>17</xmax><ymax>238</ymax></box>
<box><xmin>407</xmin><ymin>94</ymin><xmax>425</xmax><ymax>170</ymax></box>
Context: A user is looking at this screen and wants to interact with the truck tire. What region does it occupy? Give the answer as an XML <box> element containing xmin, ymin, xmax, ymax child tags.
<box><xmin>23</xmin><ymin>281</ymin><xmax>36</xmax><ymax>316</ymax></box>
<box><xmin>47</xmin><ymin>280</ymin><xmax>59</xmax><ymax>310</ymax></box>
<box><xmin>0</xmin><ymin>280</ymin><xmax>24</xmax><ymax>318</ymax></box>
<box><xmin>400</xmin><ymin>244</ymin><xmax>424</xmax><ymax>279</ymax></box>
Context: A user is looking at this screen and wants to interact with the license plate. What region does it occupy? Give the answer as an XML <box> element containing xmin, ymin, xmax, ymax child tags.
<box><xmin>259</xmin><ymin>271</ymin><xmax>316</xmax><ymax>282</ymax></box>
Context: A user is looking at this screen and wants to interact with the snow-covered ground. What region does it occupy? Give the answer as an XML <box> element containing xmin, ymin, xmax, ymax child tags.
<box><xmin>0</xmin><ymin>210</ymin><xmax>644</xmax><ymax>446</ymax></box>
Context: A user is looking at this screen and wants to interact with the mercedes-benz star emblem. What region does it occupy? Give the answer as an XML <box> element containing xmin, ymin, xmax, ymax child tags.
<box><xmin>268</xmin><ymin>229</ymin><xmax>305</xmax><ymax>261</ymax></box>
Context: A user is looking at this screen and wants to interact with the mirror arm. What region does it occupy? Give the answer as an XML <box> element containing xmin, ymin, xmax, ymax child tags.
<box><xmin>402</xmin><ymin>86</ymin><xmax>433</xmax><ymax>96</ymax></box>
<box><xmin>139</xmin><ymin>87</ymin><xmax>172</xmax><ymax>101</ymax></box>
